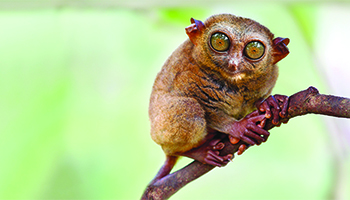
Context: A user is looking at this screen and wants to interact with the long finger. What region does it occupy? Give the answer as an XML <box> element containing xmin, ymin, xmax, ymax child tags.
<box><xmin>268</xmin><ymin>95</ymin><xmax>281</xmax><ymax>110</ymax></box>
<box><xmin>281</xmin><ymin>97</ymin><xmax>289</xmax><ymax>118</ymax></box>
<box><xmin>237</xmin><ymin>144</ymin><xmax>247</xmax><ymax>155</ymax></box>
<box><xmin>259</xmin><ymin>118</ymin><xmax>267</xmax><ymax>128</ymax></box>
<box><xmin>271</xmin><ymin>107</ymin><xmax>280</xmax><ymax>125</ymax></box>
<box><xmin>244</xmin><ymin>130</ymin><xmax>264</xmax><ymax>145</ymax></box>
<box><xmin>246</xmin><ymin>123</ymin><xmax>270</xmax><ymax>137</ymax></box>
<box><xmin>248</xmin><ymin>114</ymin><xmax>266</xmax><ymax>124</ymax></box>
<box><xmin>240</xmin><ymin>135</ymin><xmax>256</xmax><ymax>146</ymax></box>
<box><xmin>259</xmin><ymin>101</ymin><xmax>271</xmax><ymax>118</ymax></box>
<box><xmin>245</xmin><ymin>110</ymin><xmax>260</xmax><ymax>118</ymax></box>
<box><xmin>274</xmin><ymin>95</ymin><xmax>289</xmax><ymax>117</ymax></box>
<box><xmin>207</xmin><ymin>150</ymin><xmax>224</xmax><ymax>162</ymax></box>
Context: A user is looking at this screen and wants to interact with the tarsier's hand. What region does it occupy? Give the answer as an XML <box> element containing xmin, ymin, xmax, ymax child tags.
<box><xmin>256</xmin><ymin>94</ymin><xmax>289</xmax><ymax>126</ymax></box>
<box><xmin>229</xmin><ymin>111</ymin><xmax>269</xmax><ymax>155</ymax></box>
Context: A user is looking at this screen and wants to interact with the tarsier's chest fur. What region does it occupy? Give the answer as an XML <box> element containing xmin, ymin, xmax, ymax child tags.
<box><xmin>172</xmin><ymin>54</ymin><xmax>254</xmax><ymax>121</ymax></box>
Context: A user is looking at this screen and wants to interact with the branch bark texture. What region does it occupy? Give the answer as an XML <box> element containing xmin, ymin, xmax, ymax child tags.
<box><xmin>142</xmin><ymin>86</ymin><xmax>350</xmax><ymax>200</ymax></box>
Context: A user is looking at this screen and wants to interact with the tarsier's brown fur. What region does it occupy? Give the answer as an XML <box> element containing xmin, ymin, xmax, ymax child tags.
<box><xmin>149</xmin><ymin>14</ymin><xmax>289</xmax><ymax>180</ymax></box>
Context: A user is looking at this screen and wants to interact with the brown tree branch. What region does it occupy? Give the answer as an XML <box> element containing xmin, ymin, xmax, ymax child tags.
<box><xmin>141</xmin><ymin>86</ymin><xmax>350</xmax><ymax>200</ymax></box>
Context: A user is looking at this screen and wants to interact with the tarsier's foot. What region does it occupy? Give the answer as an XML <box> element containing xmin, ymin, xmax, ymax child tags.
<box><xmin>181</xmin><ymin>134</ymin><xmax>233</xmax><ymax>167</ymax></box>
<box><xmin>257</xmin><ymin>94</ymin><xmax>289</xmax><ymax>126</ymax></box>
<box><xmin>229</xmin><ymin>111</ymin><xmax>270</xmax><ymax>147</ymax></box>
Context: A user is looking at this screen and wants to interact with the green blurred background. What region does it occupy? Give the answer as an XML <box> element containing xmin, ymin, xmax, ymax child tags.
<box><xmin>0</xmin><ymin>0</ymin><xmax>350</xmax><ymax>199</ymax></box>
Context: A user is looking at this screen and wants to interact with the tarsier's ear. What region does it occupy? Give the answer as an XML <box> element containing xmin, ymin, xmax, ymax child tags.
<box><xmin>185</xmin><ymin>18</ymin><xmax>205</xmax><ymax>45</ymax></box>
<box><xmin>271</xmin><ymin>37</ymin><xmax>290</xmax><ymax>65</ymax></box>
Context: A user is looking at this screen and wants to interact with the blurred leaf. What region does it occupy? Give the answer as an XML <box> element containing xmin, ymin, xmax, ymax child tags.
<box><xmin>157</xmin><ymin>8</ymin><xmax>208</xmax><ymax>26</ymax></box>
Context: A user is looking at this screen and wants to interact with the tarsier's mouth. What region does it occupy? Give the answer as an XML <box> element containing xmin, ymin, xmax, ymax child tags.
<box><xmin>224</xmin><ymin>66</ymin><xmax>251</xmax><ymax>76</ymax></box>
<box><xmin>221</xmin><ymin>68</ymin><xmax>248</xmax><ymax>81</ymax></box>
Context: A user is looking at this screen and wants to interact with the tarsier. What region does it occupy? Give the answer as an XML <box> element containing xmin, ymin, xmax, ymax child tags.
<box><xmin>149</xmin><ymin>14</ymin><xmax>290</xmax><ymax>182</ymax></box>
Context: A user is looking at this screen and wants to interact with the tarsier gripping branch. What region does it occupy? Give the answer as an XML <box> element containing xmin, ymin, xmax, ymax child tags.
<box><xmin>148</xmin><ymin>14</ymin><xmax>290</xmax><ymax>187</ymax></box>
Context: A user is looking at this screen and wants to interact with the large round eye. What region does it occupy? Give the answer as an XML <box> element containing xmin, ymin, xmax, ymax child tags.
<box><xmin>210</xmin><ymin>32</ymin><xmax>230</xmax><ymax>52</ymax></box>
<box><xmin>244</xmin><ymin>41</ymin><xmax>265</xmax><ymax>60</ymax></box>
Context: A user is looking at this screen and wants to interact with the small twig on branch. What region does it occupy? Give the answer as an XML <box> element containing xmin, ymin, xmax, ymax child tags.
<box><xmin>141</xmin><ymin>86</ymin><xmax>350</xmax><ymax>200</ymax></box>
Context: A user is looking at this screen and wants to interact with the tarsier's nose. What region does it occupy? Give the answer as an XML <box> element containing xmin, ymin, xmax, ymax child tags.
<box><xmin>228</xmin><ymin>54</ymin><xmax>241</xmax><ymax>72</ymax></box>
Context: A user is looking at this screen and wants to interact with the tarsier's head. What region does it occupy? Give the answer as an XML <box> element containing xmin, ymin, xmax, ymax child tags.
<box><xmin>186</xmin><ymin>14</ymin><xmax>289</xmax><ymax>83</ymax></box>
